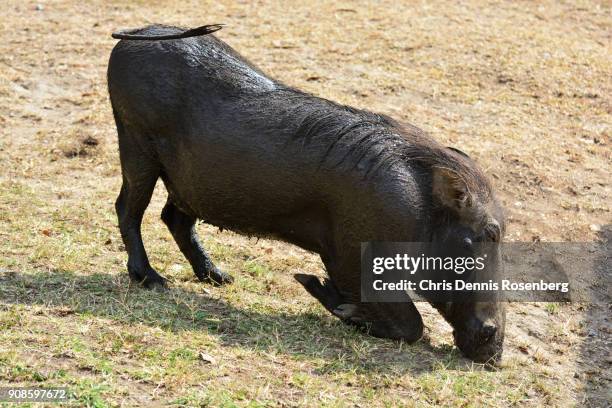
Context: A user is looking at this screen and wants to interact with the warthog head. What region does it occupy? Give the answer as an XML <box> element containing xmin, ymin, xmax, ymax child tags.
<box><xmin>428</xmin><ymin>147</ymin><xmax>506</xmax><ymax>363</ymax></box>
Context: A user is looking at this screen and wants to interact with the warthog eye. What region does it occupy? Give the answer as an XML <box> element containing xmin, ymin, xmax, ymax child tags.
<box><xmin>483</xmin><ymin>223</ymin><xmax>501</xmax><ymax>242</ymax></box>
<box><xmin>462</xmin><ymin>237</ymin><xmax>473</xmax><ymax>250</ymax></box>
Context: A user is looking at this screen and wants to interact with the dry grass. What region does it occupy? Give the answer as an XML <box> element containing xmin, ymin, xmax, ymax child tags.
<box><xmin>0</xmin><ymin>0</ymin><xmax>610</xmax><ymax>406</ymax></box>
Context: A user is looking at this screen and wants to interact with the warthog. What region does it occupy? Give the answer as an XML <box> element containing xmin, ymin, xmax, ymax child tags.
<box><xmin>108</xmin><ymin>24</ymin><xmax>506</xmax><ymax>363</ymax></box>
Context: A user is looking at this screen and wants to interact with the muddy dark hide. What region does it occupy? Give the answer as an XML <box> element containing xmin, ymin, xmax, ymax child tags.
<box><xmin>107</xmin><ymin>24</ymin><xmax>506</xmax><ymax>362</ymax></box>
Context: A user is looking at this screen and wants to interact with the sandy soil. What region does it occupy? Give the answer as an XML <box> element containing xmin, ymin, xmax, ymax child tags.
<box><xmin>0</xmin><ymin>0</ymin><xmax>610</xmax><ymax>406</ymax></box>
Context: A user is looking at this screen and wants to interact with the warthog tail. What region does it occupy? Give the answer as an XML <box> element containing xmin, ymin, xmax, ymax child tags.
<box><xmin>111</xmin><ymin>24</ymin><xmax>223</xmax><ymax>40</ymax></box>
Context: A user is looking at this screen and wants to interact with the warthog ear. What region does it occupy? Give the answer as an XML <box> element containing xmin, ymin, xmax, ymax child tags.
<box><xmin>432</xmin><ymin>167</ymin><xmax>472</xmax><ymax>210</ymax></box>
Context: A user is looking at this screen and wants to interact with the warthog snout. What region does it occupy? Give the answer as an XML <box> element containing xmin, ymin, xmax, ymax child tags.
<box><xmin>454</xmin><ymin>315</ymin><xmax>505</xmax><ymax>364</ymax></box>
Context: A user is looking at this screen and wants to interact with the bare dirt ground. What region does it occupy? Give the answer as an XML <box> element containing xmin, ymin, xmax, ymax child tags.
<box><xmin>0</xmin><ymin>0</ymin><xmax>610</xmax><ymax>406</ymax></box>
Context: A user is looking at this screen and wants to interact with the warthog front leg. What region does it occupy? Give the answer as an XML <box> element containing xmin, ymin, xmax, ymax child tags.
<box><xmin>294</xmin><ymin>273</ymin><xmax>424</xmax><ymax>343</ymax></box>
